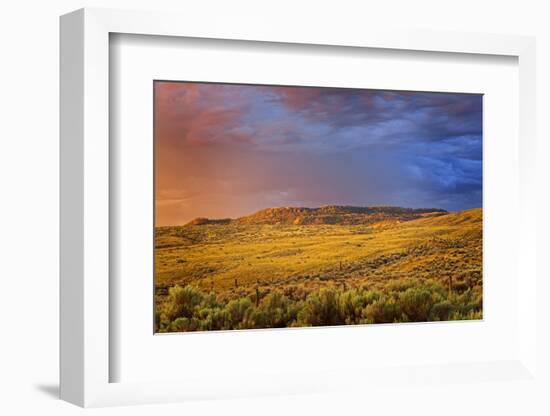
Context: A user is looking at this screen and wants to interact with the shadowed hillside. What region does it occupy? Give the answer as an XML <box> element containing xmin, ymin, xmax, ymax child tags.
<box><xmin>186</xmin><ymin>205</ymin><xmax>447</xmax><ymax>226</ymax></box>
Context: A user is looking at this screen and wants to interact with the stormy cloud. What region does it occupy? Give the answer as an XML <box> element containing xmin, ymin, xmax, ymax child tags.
<box><xmin>155</xmin><ymin>81</ymin><xmax>482</xmax><ymax>226</ymax></box>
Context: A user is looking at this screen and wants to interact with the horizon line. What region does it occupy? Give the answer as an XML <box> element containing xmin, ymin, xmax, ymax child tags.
<box><xmin>155</xmin><ymin>205</ymin><xmax>483</xmax><ymax>228</ymax></box>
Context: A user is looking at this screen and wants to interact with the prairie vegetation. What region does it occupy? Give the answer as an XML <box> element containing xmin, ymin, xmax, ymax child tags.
<box><xmin>155</xmin><ymin>206</ymin><xmax>482</xmax><ymax>332</ymax></box>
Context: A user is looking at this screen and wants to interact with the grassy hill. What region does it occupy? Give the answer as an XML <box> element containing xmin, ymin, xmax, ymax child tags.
<box><xmin>155</xmin><ymin>207</ymin><xmax>482</xmax><ymax>332</ymax></box>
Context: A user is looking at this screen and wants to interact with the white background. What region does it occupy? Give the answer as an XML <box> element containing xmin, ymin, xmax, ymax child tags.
<box><xmin>1</xmin><ymin>1</ymin><xmax>549</xmax><ymax>415</ymax></box>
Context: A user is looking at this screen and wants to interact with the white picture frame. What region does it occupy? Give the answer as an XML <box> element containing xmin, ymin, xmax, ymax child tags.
<box><xmin>60</xmin><ymin>7</ymin><xmax>539</xmax><ymax>408</ymax></box>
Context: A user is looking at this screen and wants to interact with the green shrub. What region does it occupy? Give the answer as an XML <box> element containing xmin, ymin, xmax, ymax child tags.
<box><xmin>223</xmin><ymin>297</ymin><xmax>253</xmax><ymax>329</ymax></box>
<box><xmin>170</xmin><ymin>317</ymin><xmax>201</xmax><ymax>332</ymax></box>
<box><xmin>398</xmin><ymin>288</ymin><xmax>435</xmax><ymax>321</ymax></box>
<box><xmin>156</xmin><ymin>280</ymin><xmax>482</xmax><ymax>332</ymax></box>
<box><xmin>162</xmin><ymin>285</ymin><xmax>203</xmax><ymax>321</ymax></box>
<box><xmin>429</xmin><ymin>301</ymin><xmax>455</xmax><ymax>321</ymax></box>
<box><xmin>337</xmin><ymin>289</ymin><xmax>380</xmax><ymax>324</ymax></box>
<box><xmin>242</xmin><ymin>307</ymin><xmax>268</xmax><ymax>328</ymax></box>
<box><xmin>362</xmin><ymin>297</ymin><xmax>402</xmax><ymax>323</ymax></box>
<box><xmin>298</xmin><ymin>288</ymin><xmax>342</xmax><ymax>326</ymax></box>
<box><xmin>257</xmin><ymin>291</ymin><xmax>295</xmax><ymax>327</ymax></box>
<box><xmin>192</xmin><ymin>307</ymin><xmax>225</xmax><ymax>331</ymax></box>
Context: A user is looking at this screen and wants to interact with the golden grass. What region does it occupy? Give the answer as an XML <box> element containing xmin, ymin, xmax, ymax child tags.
<box><xmin>155</xmin><ymin>208</ymin><xmax>482</xmax><ymax>294</ymax></box>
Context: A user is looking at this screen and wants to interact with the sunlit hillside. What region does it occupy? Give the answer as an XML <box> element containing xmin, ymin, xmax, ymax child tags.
<box><xmin>155</xmin><ymin>207</ymin><xmax>482</xmax><ymax>332</ymax></box>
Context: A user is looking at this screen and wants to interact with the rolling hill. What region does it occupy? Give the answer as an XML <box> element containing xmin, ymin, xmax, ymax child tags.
<box><xmin>155</xmin><ymin>207</ymin><xmax>482</xmax><ymax>331</ymax></box>
<box><xmin>158</xmin><ymin>207</ymin><xmax>481</xmax><ymax>289</ymax></box>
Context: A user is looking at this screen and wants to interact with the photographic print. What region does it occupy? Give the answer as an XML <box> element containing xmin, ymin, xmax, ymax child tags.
<box><xmin>154</xmin><ymin>81</ymin><xmax>482</xmax><ymax>333</ymax></box>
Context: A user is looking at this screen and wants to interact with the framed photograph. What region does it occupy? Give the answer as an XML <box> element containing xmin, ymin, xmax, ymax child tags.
<box><xmin>153</xmin><ymin>80</ymin><xmax>483</xmax><ymax>334</ymax></box>
<box><xmin>60</xmin><ymin>8</ymin><xmax>540</xmax><ymax>408</ymax></box>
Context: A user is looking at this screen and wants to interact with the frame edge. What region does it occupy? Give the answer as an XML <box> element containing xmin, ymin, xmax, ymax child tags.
<box><xmin>59</xmin><ymin>8</ymin><xmax>85</xmax><ymax>407</ymax></box>
<box><xmin>59</xmin><ymin>6</ymin><xmax>540</xmax><ymax>407</ymax></box>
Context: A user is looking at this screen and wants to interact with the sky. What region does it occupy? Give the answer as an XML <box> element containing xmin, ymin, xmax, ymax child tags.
<box><xmin>155</xmin><ymin>81</ymin><xmax>482</xmax><ymax>226</ymax></box>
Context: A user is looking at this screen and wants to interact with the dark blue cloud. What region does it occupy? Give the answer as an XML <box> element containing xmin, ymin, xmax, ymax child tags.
<box><xmin>260</xmin><ymin>87</ymin><xmax>483</xmax><ymax>211</ymax></box>
<box><xmin>246</xmin><ymin>87</ymin><xmax>482</xmax><ymax>211</ymax></box>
